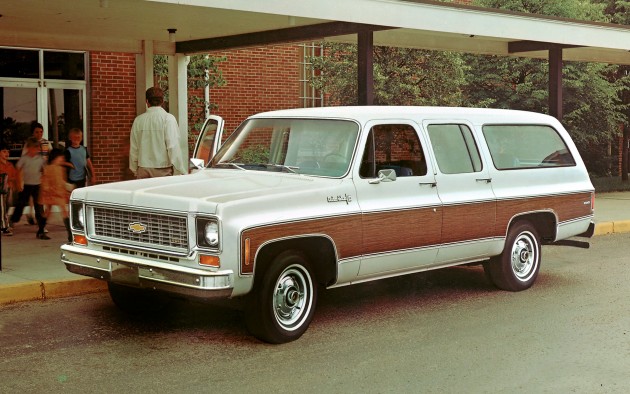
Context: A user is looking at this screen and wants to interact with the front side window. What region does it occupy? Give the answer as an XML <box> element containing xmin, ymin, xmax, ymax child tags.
<box><xmin>359</xmin><ymin>124</ymin><xmax>427</xmax><ymax>178</ymax></box>
<box><xmin>483</xmin><ymin>125</ymin><xmax>576</xmax><ymax>170</ymax></box>
<box><xmin>210</xmin><ymin>118</ymin><xmax>359</xmax><ymax>177</ymax></box>
<box><xmin>427</xmin><ymin>124</ymin><xmax>482</xmax><ymax>174</ymax></box>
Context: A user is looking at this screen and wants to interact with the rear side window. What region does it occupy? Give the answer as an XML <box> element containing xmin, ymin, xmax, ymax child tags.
<box><xmin>427</xmin><ymin>124</ymin><xmax>482</xmax><ymax>174</ymax></box>
<box><xmin>483</xmin><ymin>125</ymin><xmax>576</xmax><ymax>170</ymax></box>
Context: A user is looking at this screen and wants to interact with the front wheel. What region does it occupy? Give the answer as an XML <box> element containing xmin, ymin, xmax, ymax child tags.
<box><xmin>246</xmin><ymin>251</ymin><xmax>317</xmax><ymax>344</ymax></box>
<box><xmin>484</xmin><ymin>221</ymin><xmax>541</xmax><ymax>292</ymax></box>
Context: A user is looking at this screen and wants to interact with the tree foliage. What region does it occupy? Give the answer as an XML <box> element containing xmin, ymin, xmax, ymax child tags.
<box><xmin>154</xmin><ymin>54</ymin><xmax>226</xmax><ymax>133</ymax></box>
<box><xmin>308</xmin><ymin>1</ymin><xmax>629</xmax><ymax>176</ymax></box>
<box><xmin>309</xmin><ymin>43</ymin><xmax>466</xmax><ymax>106</ymax></box>
<box><xmin>469</xmin><ymin>0</ymin><xmax>629</xmax><ymax>176</ymax></box>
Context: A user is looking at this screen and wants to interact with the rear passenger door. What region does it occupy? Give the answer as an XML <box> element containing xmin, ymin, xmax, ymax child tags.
<box><xmin>353</xmin><ymin>122</ymin><xmax>442</xmax><ymax>279</ymax></box>
<box><xmin>424</xmin><ymin>121</ymin><xmax>497</xmax><ymax>264</ymax></box>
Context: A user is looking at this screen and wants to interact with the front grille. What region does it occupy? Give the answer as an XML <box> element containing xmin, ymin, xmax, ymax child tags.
<box><xmin>92</xmin><ymin>206</ymin><xmax>188</xmax><ymax>250</ymax></box>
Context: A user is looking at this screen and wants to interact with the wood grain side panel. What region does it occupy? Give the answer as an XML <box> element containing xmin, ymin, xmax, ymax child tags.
<box><xmin>240</xmin><ymin>207</ymin><xmax>442</xmax><ymax>274</ymax></box>
<box><xmin>495</xmin><ymin>192</ymin><xmax>593</xmax><ymax>237</ymax></box>
<box><xmin>241</xmin><ymin>214</ymin><xmax>363</xmax><ymax>274</ymax></box>
<box><xmin>360</xmin><ymin>208</ymin><xmax>442</xmax><ymax>256</ymax></box>
<box><xmin>441</xmin><ymin>201</ymin><xmax>496</xmax><ymax>244</ymax></box>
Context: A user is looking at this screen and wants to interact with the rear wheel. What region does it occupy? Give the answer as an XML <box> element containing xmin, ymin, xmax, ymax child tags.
<box><xmin>484</xmin><ymin>221</ymin><xmax>541</xmax><ymax>291</ymax></box>
<box><xmin>246</xmin><ymin>251</ymin><xmax>317</xmax><ymax>344</ymax></box>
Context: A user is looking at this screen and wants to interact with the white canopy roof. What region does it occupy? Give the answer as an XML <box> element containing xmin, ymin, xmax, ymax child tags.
<box><xmin>1</xmin><ymin>0</ymin><xmax>629</xmax><ymax>64</ymax></box>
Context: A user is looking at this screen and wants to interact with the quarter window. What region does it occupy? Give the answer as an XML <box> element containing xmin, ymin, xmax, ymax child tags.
<box><xmin>483</xmin><ymin>125</ymin><xmax>576</xmax><ymax>169</ymax></box>
<box><xmin>427</xmin><ymin>124</ymin><xmax>482</xmax><ymax>174</ymax></box>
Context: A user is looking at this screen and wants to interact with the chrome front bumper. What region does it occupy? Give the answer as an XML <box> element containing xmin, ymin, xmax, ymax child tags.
<box><xmin>60</xmin><ymin>244</ymin><xmax>234</xmax><ymax>299</ymax></box>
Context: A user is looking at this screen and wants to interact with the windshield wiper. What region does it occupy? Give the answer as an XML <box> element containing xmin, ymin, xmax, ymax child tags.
<box><xmin>214</xmin><ymin>162</ymin><xmax>246</xmax><ymax>170</ymax></box>
<box><xmin>264</xmin><ymin>163</ymin><xmax>299</xmax><ymax>173</ymax></box>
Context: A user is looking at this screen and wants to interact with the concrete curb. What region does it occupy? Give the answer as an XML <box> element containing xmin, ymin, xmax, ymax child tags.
<box><xmin>0</xmin><ymin>278</ymin><xmax>107</xmax><ymax>306</ymax></box>
<box><xmin>1</xmin><ymin>220</ymin><xmax>629</xmax><ymax>306</ymax></box>
<box><xmin>593</xmin><ymin>220</ymin><xmax>630</xmax><ymax>236</ymax></box>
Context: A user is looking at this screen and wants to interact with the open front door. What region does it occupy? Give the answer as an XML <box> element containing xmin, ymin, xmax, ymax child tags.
<box><xmin>192</xmin><ymin>115</ymin><xmax>225</xmax><ymax>167</ymax></box>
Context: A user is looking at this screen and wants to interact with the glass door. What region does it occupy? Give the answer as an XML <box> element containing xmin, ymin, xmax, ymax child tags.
<box><xmin>1</xmin><ymin>47</ymin><xmax>87</xmax><ymax>156</ymax></box>
<box><xmin>44</xmin><ymin>81</ymin><xmax>87</xmax><ymax>148</ymax></box>
<box><xmin>0</xmin><ymin>81</ymin><xmax>42</xmax><ymax>161</ymax></box>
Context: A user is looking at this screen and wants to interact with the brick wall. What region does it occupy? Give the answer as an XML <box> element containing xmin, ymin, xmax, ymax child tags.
<box><xmin>208</xmin><ymin>44</ymin><xmax>302</xmax><ymax>137</ymax></box>
<box><xmin>88</xmin><ymin>46</ymin><xmax>302</xmax><ymax>183</ymax></box>
<box><xmin>89</xmin><ymin>52</ymin><xmax>137</xmax><ymax>183</ymax></box>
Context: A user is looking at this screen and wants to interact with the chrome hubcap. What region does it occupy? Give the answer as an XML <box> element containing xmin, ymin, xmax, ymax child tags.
<box><xmin>511</xmin><ymin>233</ymin><xmax>537</xmax><ymax>281</ymax></box>
<box><xmin>273</xmin><ymin>266</ymin><xmax>311</xmax><ymax>330</ymax></box>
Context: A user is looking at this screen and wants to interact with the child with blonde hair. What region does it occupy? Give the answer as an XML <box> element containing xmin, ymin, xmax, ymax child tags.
<box><xmin>39</xmin><ymin>148</ymin><xmax>73</xmax><ymax>242</ymax></box>
<box><xmin>65</xmin><ymin>128</ymin><xmax>96</xmax><ymax>188</ymax></box>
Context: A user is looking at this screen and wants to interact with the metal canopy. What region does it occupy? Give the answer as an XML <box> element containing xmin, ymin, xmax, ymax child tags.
<box><xmin>1</xmin><ymin>0</ymin><xmax>629</xmax><ymax>65</ymax></box>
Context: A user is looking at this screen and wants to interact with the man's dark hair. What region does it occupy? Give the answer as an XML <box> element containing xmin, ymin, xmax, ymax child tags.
<box><xmin>146</xmin><ymin>87</ymin><xmax>164</xmax><ymax>107</ymax></box>
<box><xmin>30</xmin><ymin>121</ymin><xmax>44</xmax><ymax>133</ymax></box>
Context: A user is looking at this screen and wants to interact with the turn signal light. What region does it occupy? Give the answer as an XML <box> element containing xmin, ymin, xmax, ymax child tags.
<box><xmin>199</xmin><ymin>254</ymin><xmax>220</xmax><ymax>268</ymax></box>
<box><xmin>244</xmin><ymin>238</ymin><xmax>251</xmax><ymax>266</ymax></box>
<box><xmin>73</xmin><ymin>234</ymin><xmax>88</xmax><ymax>245</ymax></box>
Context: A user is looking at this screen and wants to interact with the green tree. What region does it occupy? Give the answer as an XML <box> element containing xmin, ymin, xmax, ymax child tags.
<box><xmin>592</xmin><ymin>0</ymin><xmax>630</xmax><ymax>180</ymax></box>
<box><xmin>465</xmin><ymin>0</ymin><xmax>629</xmax><ymax>176</ymax></box>
<box><xmin>154</xmin><ymin>54</ymin><xmax>227</xmax><ymax>151</ymax></box>
<box><xmin>309</xmin><ymin>43</ymin><xmax>466</xmax><ymax>106</ymax></box>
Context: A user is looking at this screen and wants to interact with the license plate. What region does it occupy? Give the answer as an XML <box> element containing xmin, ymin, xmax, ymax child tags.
<box><xmin>111</xmin><ymin>262</ymin><xmax>140</xmax><ymax>285</ymax></box>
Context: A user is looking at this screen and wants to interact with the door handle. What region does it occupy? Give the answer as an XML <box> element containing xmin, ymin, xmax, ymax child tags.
<box><xmin>419</xmin><ymin>182</ymin><xmax>437</xmax><ymax>187</ymax></box>
<box><xmin>476</xmin><ymin>178</ymin><xmax>492</xmax><ymax>183</ymax></box>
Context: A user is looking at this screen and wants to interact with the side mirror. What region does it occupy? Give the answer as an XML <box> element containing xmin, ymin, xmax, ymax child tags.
<box><xmin>378</xmin><ymin>169</ymin><xmax>397</xmax><ymax>182</ymax></box>
<box><xmin>369</xmin><ymin>168</ymin><xmax>397</xmax><ymax>184</ymax></box>
<box><xmin>189</xmin><ymin>158</ymin><xmax>205</xmax><ymax>171</ymax></box>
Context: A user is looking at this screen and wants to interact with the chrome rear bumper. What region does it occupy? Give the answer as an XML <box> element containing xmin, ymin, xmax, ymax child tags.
<box><xmin>60</xmin><ymin>244</ymin><xmax>233</xmax><ymax>299</ymax></box>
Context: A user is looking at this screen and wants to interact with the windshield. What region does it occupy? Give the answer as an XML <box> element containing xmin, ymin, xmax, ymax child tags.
<box><xmin>210</xmin><ymin>118</ymin><xmax>360</xmax><ymax>177</ymax></box>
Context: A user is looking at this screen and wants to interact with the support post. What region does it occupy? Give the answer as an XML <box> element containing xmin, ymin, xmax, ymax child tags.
<box><xmin>168</xmin><ymin>54</ymin><xmax>190</xmax><ymax>166</ymax></box>
<box><xmin>135</xmin><ymin>40</ymin><xmax>154</xmax><ymax>115</ymax></box>
<box><xmin>358</xmin><ymin>31</ymin><xmax>374</xmax><ymax>106</ymax></box>
<box><xmin>549</xmin><ymin>46</ymin><xmax>563</xmax><ymax>120</ymax></box>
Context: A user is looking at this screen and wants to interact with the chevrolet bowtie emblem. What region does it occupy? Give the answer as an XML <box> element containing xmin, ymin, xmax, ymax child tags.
<box><xmin>128</xmin><ymin>222</ymin><xmax>147</xmax><ymax>233</ymax></box>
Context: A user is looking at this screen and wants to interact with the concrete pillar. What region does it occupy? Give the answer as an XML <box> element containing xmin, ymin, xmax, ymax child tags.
<box><xmin>135</xmin><ymin>40</ymin><xmax>154</xmax><ymax>115</ymax></box>
<box><xmin>168</xmin><ymin>54</ymin><xmax>190</xmax><ymax>163</ymax></box>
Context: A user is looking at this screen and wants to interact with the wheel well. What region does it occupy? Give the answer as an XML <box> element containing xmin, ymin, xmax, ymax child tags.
<box><xmin>510</xmin><ymin>212</ymin><xmax>557</xmax><ymax>242</ymax></box>
<box><xmin>253</xmin><ymin>236</ymin><xmax>337</xmax><ymax>287</ymax></box>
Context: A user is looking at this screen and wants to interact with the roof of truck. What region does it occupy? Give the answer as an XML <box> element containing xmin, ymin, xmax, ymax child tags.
<box><xmin>250</xmin><ymin>106</ymin><xmax>558</xmax><ymax>125</ymax></box>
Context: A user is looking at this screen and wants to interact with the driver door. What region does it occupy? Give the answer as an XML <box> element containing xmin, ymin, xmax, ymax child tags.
<box><xmin>192</xmin><ymin>115</ymin><xmax>225</xmax><ymax>168</ymax></box>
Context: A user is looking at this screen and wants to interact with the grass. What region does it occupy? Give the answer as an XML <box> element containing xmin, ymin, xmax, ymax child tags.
<box><xmin>590</xmin><ymin>176</ymin><xmax>630</xmax><ymax>193</ymax></box>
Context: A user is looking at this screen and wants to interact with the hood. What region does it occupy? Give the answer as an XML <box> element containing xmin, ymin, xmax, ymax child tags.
<box><xmin>71</xmin><ymin>169</ymin><xmax>341</xmax><ymax>214</ymax></box>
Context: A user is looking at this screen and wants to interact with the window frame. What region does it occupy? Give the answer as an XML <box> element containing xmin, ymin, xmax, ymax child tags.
<box><xmin>359</xmin><ymin>123</ymin><xmax>428</xmax><ymax>179</ymax></box>
<box><xmin>482</xmin><ymin>123</ymin><xmax>576</xmax><ymax>170</ymax></box>
<box><xmin>426</xmin><ymin>123</ymin><xmax>483</xmax><ymax>175</ymax></box>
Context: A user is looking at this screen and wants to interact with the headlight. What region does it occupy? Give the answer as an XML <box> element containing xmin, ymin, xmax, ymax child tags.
<box><xmin>197</xmin><ymin>218</ymin><xmax>219</xmax><ymax>248</ymax></box>
<box><xmin>71</xmin><ymin>202</ymin><xmax>85</xmax><ymax>230</ymax></box>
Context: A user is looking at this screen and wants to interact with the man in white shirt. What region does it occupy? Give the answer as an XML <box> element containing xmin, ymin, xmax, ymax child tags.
<box><xmin>129</xmin><ymin>87</ymin><xmax>186</xmax><ymax>178</ymax></box>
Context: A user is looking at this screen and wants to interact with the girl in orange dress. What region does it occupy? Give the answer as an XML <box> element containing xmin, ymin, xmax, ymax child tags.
<box><xmin>39</xmin><ymin>148</ymin><xmax>73</xmax><ymax>242</ymax></box>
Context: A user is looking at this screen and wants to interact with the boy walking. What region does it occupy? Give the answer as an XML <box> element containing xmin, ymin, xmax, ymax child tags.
<box><xmin>10</xmin><ymin>137</ymin><xmax>49</xmax><ymax>239</ymax></box>
<box><xmin>64</xmin><ymin>128</ymin><xmax>96</xmax><ymax>188</ymax></box>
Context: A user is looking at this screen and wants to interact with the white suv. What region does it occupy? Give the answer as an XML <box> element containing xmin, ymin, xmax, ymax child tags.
<box><xmin>61</xmin><ymin>106</ymin><xmax>594</xmax><ymax>343</ymax></box>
